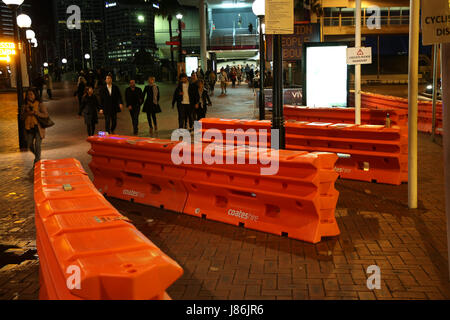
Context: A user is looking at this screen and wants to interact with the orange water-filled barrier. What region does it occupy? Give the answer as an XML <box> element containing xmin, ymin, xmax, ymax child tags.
<box><xmin>87</xmin><ymin>136</ymin><xmax>340</xmax><ymax>244</ymax></box>
<box><xmin>34</xmin><ymin>158</ymin><xmax>183</xmax><ymax>300</ymax></box>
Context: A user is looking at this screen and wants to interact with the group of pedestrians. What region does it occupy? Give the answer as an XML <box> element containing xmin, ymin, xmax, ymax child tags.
<box><xmin>172</xmin><ymin>73</ymin><xmax>212</xmax><ymax>130</ymax></box>
<box><xmin>77</xmin><ymin>74</ymin><xmax>161</xmax><ymax>137</ymax></box>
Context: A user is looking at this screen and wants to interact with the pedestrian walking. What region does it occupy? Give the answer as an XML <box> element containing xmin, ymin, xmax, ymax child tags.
<box><xmin>33</xmin><ymin>74</ymin><xmax>45</xmax><ymax>99</ymax></box>
<box><xmin>44</xmin><ymin>74</ymin><xmax>53</xmax><ymax>99</ymax></box>
<box><xmin>208</xmin><ymin>70</ymin><xmax>217</xmax><ymax>96</ymax></box>
<box><xmin>99</xmin><ymin>74</ymin><xmax>124</xmax><ymax>134</ymax></box>
<box><xmin>125</xmin><ymin>79</ymin><xmax>143</xmax><ymax>135</ymax></box>
<box><xmin>172</xmin><ymin>73</ymin><xmax>198</xmax><ymax>130</ymax></box>
<box><xmin>219</xmin><ymin>69</ymin><xmax>228</xmax><ymax>95</ymax></box>
<box><xmin>194</xmin><ymin>80</ymin><xmax>212</xmax><ymax>121</ymax></box>
<box><xmin>75</xmin><ymin>72</ymin><xmax>87</xmax><ymax>110</ymax></box>
<box><xmin>78</xmin><ymin>86</ymin><xmax>100</xmax><ymax>136</ymax></box>
<box><xmin>230</xmin><ymin>68</ymin><xmax>237</xmax><ymax>88</ymax></box>
<box><xmin>20</xmin><ymin>88</ymin><xmax>49</xmax><ymax>168</ymax></box>
<box><xmin>142</xmin><ymin>76</ymin><xmax>161</xmax><ymax>134</ymax></box>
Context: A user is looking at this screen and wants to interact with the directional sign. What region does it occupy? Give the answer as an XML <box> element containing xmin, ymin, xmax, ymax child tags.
<box><xmin>421</xmin><ymin>0</ymin><xmax>450</xmax><ymax>45</ymax></box>
<box><xmin>346</xmin><ymin>47</ymin><xmax>372</xmax><ymax>65</ymax></box>
<box><xmin>166</xmin><ymin>41</ymin><xmax>180</xmax><ymax>46</ymax></box>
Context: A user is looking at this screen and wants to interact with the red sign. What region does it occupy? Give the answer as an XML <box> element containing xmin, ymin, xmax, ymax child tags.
<box><xmin>166</xmin><ymin>41</ymin><xmax>181</xmax><ymax>46</ymax></box>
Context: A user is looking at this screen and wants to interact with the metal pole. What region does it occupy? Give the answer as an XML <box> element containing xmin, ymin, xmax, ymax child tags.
<box><xmin>259</xmin><ymin>16</ymin><xmax>265</xmax><ymax>120</ymax></box>
<box><xmin>80</xmin><ymin>25</ymin><xmax>84</xmax><ymax>70</ymax></box>
<box><xmin>441</xmin><ymin>42</ymin><xmax>450</xmax><ymax>281</ymax></box>
<box><xmin>11</xmin><ymin>8</ymin><xmax>26</xmax><ymax>149</ymax></box>
<box><xmin>199</xmin><ymin>0</ymin><xmax>208</xmax><ymax>72</ymax></box>
<box><xmin>432</xmin><ymin>44</ymin><xmax>439</xmax><ymax>142</ymax></box>
<box><xmin>272</xmin><ymin>34</ymin><xmax>285</xmax><ymax>149</ymax></box>
<box><xmin>179</xmin><ymin>19</ymin><xmax>183</xmax><ymax>63</ymax></box>
<box><xmin>408</xmin><ymin>0</ymin><xmax>420</xmax><ymax>209</ymax></box>
<box><xmin>89</xmin><ymin>22</ymin><xmax>94</xmax><ymax>69</ymax></box>
<box><xmin>355</xmin><ymin>0</ymin><xmax>362</xmax><ymax>125</ymax></box>
<box><xmin>377</xmin><ymin>35</ymin><xmax>380</xmax><ymax>80</ymax></box>
<box><xmin>168</xmin><ymin>15</ymin><xmax>175</xmax><ymax>82</ymax></box>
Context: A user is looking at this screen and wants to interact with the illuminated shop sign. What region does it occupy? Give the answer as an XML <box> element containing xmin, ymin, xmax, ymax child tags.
<box><xmin>0</xmin><ymin>42</ymin><xmax>16</xmax><ymax>63</ymax></box>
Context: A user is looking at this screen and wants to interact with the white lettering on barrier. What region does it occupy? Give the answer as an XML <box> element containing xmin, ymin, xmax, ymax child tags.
<box><xmin>227</xmin><ymin>209</ymin><xmax>259</xmax><ymax>222</ymax></box>
<box><xmin>123</xmin><ymin>189</ymin><xmax>145</xmax><ymax>198</ymax></box>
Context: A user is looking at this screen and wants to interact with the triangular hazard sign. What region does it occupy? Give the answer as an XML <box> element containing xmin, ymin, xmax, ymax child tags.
<box><xmin>357</xmin><ymin>49</ymin><xmax>364</xmax><ymax>55</ymax></box>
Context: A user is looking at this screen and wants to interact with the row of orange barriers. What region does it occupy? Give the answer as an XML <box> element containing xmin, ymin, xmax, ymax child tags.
<box><xmin>284</xmin><ymin>105</ymin><xmax>408</xmax><ymax>129</ymax></box>
<box><xmin>200</xmin><ymin>118</ymin><xmax>408</xmax><ymax>185</ymax></box>
<box><xmin>87</xmin><ymin>135</ymin><xmax>341</xmax><ymax>244</ymax></box>
<box><xmin>34</xmin><ymin>158</ymin><xmax>183</xmax><ymax>300</ymax></box>
<box><xmin>349</xmin><ymin>91</ymin><xmax>443</xmax><ymax>135</ymax></box>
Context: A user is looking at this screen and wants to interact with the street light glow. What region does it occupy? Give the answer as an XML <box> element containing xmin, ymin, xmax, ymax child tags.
<box><xmin>84</xmin><ymin>53</ymin><xmax>91</xmax><ymax>60</ymax></box>
<box><xmin>62</xmin><ymin>58</ymin><xmax>68</xmax><ymax>64</ymax></box>
<box><xmin>30</xmin><ymin>38</ymin><xmax>37</xmax><ymax>47</ymax></box>
<box><xmin>252</xmin><ymin>0</ymin><xmax>265</xmax><ymax>17</ymax></box>
<box><xmin>176</xmin><ymin>13</ymin><xmax>183</xmax><ymax>20</ymax></box>
<box><xmin>2</xmin><ymin>0</ymin><xmax>24</xmax><ymax>7</ymax></box>
<box><xmin>26</xmin><ymin>29</ymin><xmax>35</xmax><ymax>40</ymax></box>
<box><xmin>138</xmin><ymin>15</ymin><xmax>145</xmax><ymax>22</ymax></box>
<box><xmin>16</xmin><ymin>13</ymin><xmax>31</xmax><ymax>28</ymax></box>
<box><xmin>43</xmin><ymin>62</ymin><xmax>49</xmax><ymax>67</ymax></box>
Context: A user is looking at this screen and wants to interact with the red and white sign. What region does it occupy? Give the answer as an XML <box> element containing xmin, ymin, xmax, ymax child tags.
<box><xmin>346</xmin><ymin>47</ymin><xmax>372</xmax><ymax>65</ymax></box>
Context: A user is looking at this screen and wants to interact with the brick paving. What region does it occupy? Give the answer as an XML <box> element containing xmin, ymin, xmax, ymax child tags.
<box><xmin>0</xmin><ymin>82</ymin><xmax>449</xmax><ymax>300</ymax></box>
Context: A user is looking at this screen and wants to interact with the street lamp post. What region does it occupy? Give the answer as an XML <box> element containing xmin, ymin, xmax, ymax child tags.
<box><xmin>176</xmin><ymin>14</ymin><xmax>183</xmax><ymax>64</ymax></box>
<box><xmin>25</xmin><ymin>29</ymin><xmax>35</xmax><ymax>84</ymax></box>
<box><xmin>62</xmin><ymin>58</ymin><xmax>67</xmax><ymax>73</ymax></box>
<box><xmin>3</xmin><ymin>0</ymin><xmax>26</xmax><ymax>149</ymax></box>
<box><xmin>253</xmin><ymin>0</ymin><xmax>265</xmax><ymax>120</ymax></box>
<box><xmin>84</xmin><ymin>53</ymin><xmax>91</xmax><ymax>69</ymax></box>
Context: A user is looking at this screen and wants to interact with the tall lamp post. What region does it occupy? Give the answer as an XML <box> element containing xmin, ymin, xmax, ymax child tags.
<box><xmin>3</xmin><ymin>0</ymin><xmax>26</xmax><ymax>149</ymax></box>
<box><xmin>176</xmin><ymin>13</ymin><xmax>183</xmax><ymax>64</ymax></box>
<box><xmin>84</xmin><ymin>53</ymin><xmax>91</xmax><ymax>69</ymax></box>
<box><xmin>25</xmin><ymin>29</ymin><xmax>35</xmax><ymax>84</ymax></box>
<box><xmin>253</xmin><ymin>0</ymin><xmax>265</xmax><ymax>120</ymax></box>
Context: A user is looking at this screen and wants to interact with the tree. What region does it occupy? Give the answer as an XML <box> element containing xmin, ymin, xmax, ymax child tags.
<box><xmin>153</xmin><ymin>0</ymin><xmax>180</xmax><ymax>81</ymax></box>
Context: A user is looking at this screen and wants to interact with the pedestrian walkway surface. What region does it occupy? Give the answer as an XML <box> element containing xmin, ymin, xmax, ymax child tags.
<box><xmin>0</xmin><ymin>82</ymin><xmax>448</xmax><ymax>300</ymax></box>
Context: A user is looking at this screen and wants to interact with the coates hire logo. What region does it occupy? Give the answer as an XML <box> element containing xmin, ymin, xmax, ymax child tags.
<box><xmin>228</xmin><ymin>209</ymin><xmax>259</xmax><ymax>222</ymax></box>
<box><xmin>123</xmin><ymin>189</ymin><xmax>144</xmax><ymax>198</ymax></box>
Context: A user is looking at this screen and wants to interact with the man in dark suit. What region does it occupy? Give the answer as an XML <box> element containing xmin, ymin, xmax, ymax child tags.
<box><xmin>172</xmin><ymin>73</ymin><xmax>199</xmax><ymax>130</ymax></box>
<box><xmin>125</xmin><ymin>79</ymin><xmax>143</xmax><ymax>135</ymax></box>
<box><xmin>99</xmin><ymin>74</ymin><xmax>123</xmax><ymax>134</ymax></box>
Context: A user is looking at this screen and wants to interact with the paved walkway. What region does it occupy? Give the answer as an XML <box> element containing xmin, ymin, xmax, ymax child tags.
<box><xmin>0</xmin><ymin>82</ymin><xmax>449</xmax><ymax>300</ymax></box>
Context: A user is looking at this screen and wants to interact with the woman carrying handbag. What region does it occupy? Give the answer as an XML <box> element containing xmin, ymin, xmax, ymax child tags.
<box><xmin>20</xmin><ymin>88</ymin><xmax>52</xmax><ymax>169</ymax></box>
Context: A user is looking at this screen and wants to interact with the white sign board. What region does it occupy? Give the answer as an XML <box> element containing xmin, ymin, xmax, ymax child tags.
<box><xmin>421</xmin><ymin>0</ymin><xmax>450</xmax><ymax>45</ymax></box>
<box><xmin>265</xmin><ymin>0</ymin><xmax>294</xmax><ymax>35</ymax></box>
<box><xmin>346</xmin><ymin>47</ymin><xmax>372</xmax><ymax>65</ymax></box>
<box><xmin>185</xmin><ymin>56</ymin><xmax>198</xmax><ymax>78</ymax></box>
<box><xmin>306</xmin><ymin>45</ymin><xmax>348</xmax><ymax>108</ymax></box>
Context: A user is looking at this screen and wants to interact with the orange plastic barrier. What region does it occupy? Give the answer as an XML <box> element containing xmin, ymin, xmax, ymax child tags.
<box><xmin>349</xmin><ymin>91</ymin><xmax>443</xmax><ymax>135</ymax></box>
<box><xmin>34</xmin><ymin>158</ymin><xmax>183</xmax><ymax>300</ymax></box>
<box><xmin>87</xmin><ymin>135</ymin><xmax>341</xmax><ymax>244</ymax></box>
<box><xmin>87</xmin><ymin>137</ymin><xmax>188</xmax><ymax>213</ymax></box>
<box><xmin>200</xmin><ymin>118</ymin><xmax>407</xmax><ymax>185</ymax></box>
<box><xmin>284</xmin><ymin>105</ymin><xmax>408</xmax><ymax>129</ymax></box>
